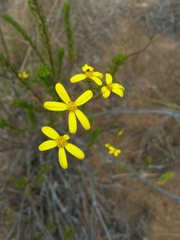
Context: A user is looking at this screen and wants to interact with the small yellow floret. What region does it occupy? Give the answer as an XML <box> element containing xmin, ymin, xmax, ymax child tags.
<box><xmin>101</xmin><ymin>73</ymin><xmax>125</xmax><ymax>99</ymax></box>
<box><xmin>56</xmin><ymin>136</ymin><xmax>67</xmax><ymax>148</ymax></box>
<box><xmin>18</xmin><ymin>71</ymin><xmax>29</xmax><ymax>79</ymax></box>
<box><xmin>82</xmin><ymin>64</ymin><xmax>94</xmax><ymax>73</ymax></box>
<box><xmin>70</xmin><ymin>64</ymin><xmax>103</xmax><ymax>86</ymax></box>
<box><xmin>67</xmin><ymin>101</ymin><xmax>77</xmax><ymax>112</ymax></box>
<box><xmin>118</xmin><ymin>131</ymin><xmax>123</xmax><ymax>136</ymax></box>
<box><xmin>105</xmin><ymin>144</ymin><xmax>121</xmax><ymax>157</ymax></box>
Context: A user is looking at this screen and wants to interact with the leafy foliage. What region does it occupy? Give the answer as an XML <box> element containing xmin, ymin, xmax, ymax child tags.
<box><xmin>108</xmin><ymin>52</ymin><xmax>127</xmax><ymax>79</ymax></box>
<box><xmin>36</xmin><ymin>64</ymin><xmax>51</xmax><ymax>78</ymax></box>
<box><xmin>64</xmin><ymin>226</ymin><xmax>74</xmax><ymax>239</ymax></box>
<box><xmin>88</xmin><ymin>127</ymin><xmax>101</xmax><ymax>146</ymax></box>
<box><xmin>15</xmin><ymin>177</ymin><xmax>28</xmax><ymax>190</ymax></box>
<box><xmin>13</xmin><ymin>99</ymin><xmax>37</xmax><ymax>127</ymax></box>
<box><xmin>63</xmin><ymin>2</ymin><xmax>75</xmax><ymax>62</ymax></box>
<box><xmin>28</xmin><ymin>0</ymin><xmax>55</xmax><ymax>76</ymax></box>
<box><xmin>145</xmin><ymin>155</ymin><xmax>152</xmax><ymax>167</ymax></box>
<box><xmin>117</xmin><ymin>165</ymin><xmax>127</xmax><ymax>172</ymax></box>
<box><xmin>36</xmin><ymin>64</ymin><xmax>58</xmax><ymax>99</ymax></box>
<box><xmin>0</xmin><ymin>53</ymin><xmax>18</xmax><ymax>75</ymax></box>
<box><xmin>156</xmin><ymin>171</ymin><xmax>174</xmax><ymax>185</ymax></box>
<box><xmin>2</xmin><ymin>13</ymin><xmax>45</xmax><ymax>64</ymax></box>
<box><xmin>55</xmin><ymin>47</ymin><xmax>65</xmax><ymax>80</ymax></box>
<box><xmin>0</xmin><ymin>118</ymin><xmax>16</xmax><ymax>130</ymax></box>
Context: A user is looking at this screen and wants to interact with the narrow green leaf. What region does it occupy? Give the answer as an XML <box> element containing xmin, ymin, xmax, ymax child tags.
<box><xmin>145</xmin><ymin>156</ymin><xmax>152</xmax><ymax>167</ymax></box>
<box><xmin>88</xmin><ymin>127</ymin><xmax>101</xmax><ymax>147</ymax></box>
<box><xmin>156</xmin><ymin>171</ymin><xmax>174</xmax><ymax>185</ymax></box>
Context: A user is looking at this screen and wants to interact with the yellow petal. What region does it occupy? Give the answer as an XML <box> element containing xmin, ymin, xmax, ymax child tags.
<box><xmin>102</xmin><ymin>89</ymin><xmax>110</xmax><ymax>98</ymax></box>
<box><xmin>113</xmin><ymin>83</ymin><xmax>125</xmax><ymax>90</ymax></box>
<box><xmin>109</xmin><ymin>146</ymin><xmax>114</xmax><ymax>151</ymax></box>
<box><xmin>75</xmin><ymin>90</ymin><xmax>93</xmax><ymax>106</ymax></box>
<box><xmin>55</xmin><ymin>83</ymin><xmax>70</xmax><ymax>104</ymax></box>
<box><xmin>82</xmin><ymin>64</ymin><xmax>93</xmax><ymax>72</ymax></box>
<box><xmin>75</xmin><ymin>109</ymin><xmax>90</xmax><ymax>130</ymax></box>
<box><xmin>106</xmin><ymin>73</ymin><xmax>113</xmax><ymax>84</ymax></box>
<box><xmin>65</xmin><ymin>143</ymin><xmax>85</xmax><ymax>159</ymax></box>
<box><xmin>114</xmin><ymin>149</ymin><xmax>121</xmax><ymax>157</ymax></box>
<box><xmin>108</xmin><ymin>146</ymin><xmax>115</xmax><ymax>154</ymax></box>
<box><xmin>38</xmin><ymin>140</ymin><xmax>57</xmax><ymax>151</ymax></box>
<box><xmin>70</xmin><ymin>74</ymin><xmax>86</xmax><ymax>83</ymax></box>
<box><xmin>58</xmin><ymin>148</ymin><xmax>68</xmax><ymax>169</ymax></box>
<box><xmin>68</xmin><ymin>112</ymin><xmax>77</xmax><ymax>134</ymax></box>
<box><xmin>105</xmin><ymin>143</ymin><xmax>110</xmax><ymax>148</ymax></box>
<box><xmin>93</xmin><ymin>71</ymin><xmax>103</xmax><ymax>79</ymax></box>
<box><xmin>112</xmin><ymin>88</ymin><xmax>124</xmax><ymax>97</ymax></box>
<box><xmin>108</xmin><ymin>150</ymin><xmax>114</xmax><ymax>154</ymax></box>
<box><xmin>63</xmin><ymin>134</ymin><xmax>70</xmax><ymax>140</ymax></box>
<box><xmin>101</xmin><ymin>86</ymin><xmax>107</xmax><ymax>93</ymax></box>
<box><xmin>91</xmin><ymin>76</ymin><xmax>102</xmax><ymax>86</ymax></box>
<box><xmin>41</xmin><ymin>126</ymin><xmax>59</xmax><ymax>140</ymax></box>
<box><xmin>44</xmin><ymin>101</ymin><xmax>67</xmax><ymax>111</ymax></box>
<box><xmin>22</xmin><ymin>71</ymin><xmax>29</xmax><ymax>78</ymax></box>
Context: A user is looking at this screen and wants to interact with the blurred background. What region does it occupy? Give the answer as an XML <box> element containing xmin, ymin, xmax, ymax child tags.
<box><xmin>0</xmin><ymin>0</ymin><xmax>180</xmax><ymax>239</ymax></box>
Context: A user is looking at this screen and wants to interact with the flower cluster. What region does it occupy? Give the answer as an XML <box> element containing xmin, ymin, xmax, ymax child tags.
<box><xmin>38</xmin><ymin>64</ymin><xmax>125</xmax><ymax>169</ymax></box>
<box><xmin>105</xmin><ymin>143</ymin><xmax>121</xmax><ymax>157</ymax></box>
<box><xmin>70</xmin><ymin>64</ymin><xmax>125</xmax><ymax>98</ymax></box>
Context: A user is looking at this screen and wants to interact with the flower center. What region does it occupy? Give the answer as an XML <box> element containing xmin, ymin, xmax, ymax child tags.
<box><xmin>67</xmin><ymin>101</ymin><xmax>77</xmax><ymax>112</ymax></box>
<box><xmin>56</xmin><ymin>136</ymin><xmax>67</xmax><ymax>148</ymax></box>
<box><xmin>85</xmin><ymin>69</ymin><xmax>93</xmax><ymax>78</ymax></box>
<box><xmin>107</xmin><ymin>83</ymin><xmax>113</xmax><ymax>91</ymax></box>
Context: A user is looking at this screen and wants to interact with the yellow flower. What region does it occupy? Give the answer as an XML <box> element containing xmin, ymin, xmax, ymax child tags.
<box><xmin>38</xmin><ymin>126</ymin><xmax>85</xmax><ymax>169</ymax></box>
<box><xmin>44</xmin><ymin>83</ymin><xmax>93</xmax><ymax>134</ymax></box>
<box><xmin>101</xmin><ymin>73</ymin><xmax>125</xmax><ymax>98</ymax></box>
<box><xmin>118</xmin><ymin>131</ymin><xmax>123</xmax><ymax>136</ymax></box>
<box><xmin>70</xmin><ymin>64</ymin><xmax>103</xmax><ymax>86</ymax></box>
<box><xmin>105</xmin><ymin>143</ymin><xmax>121</xmax><ymax>157</ymax></box>
<box><xmin>18</xmin><ymin>71</ymin><xmax>29</xmax><ymax>79</ymax></box>
<box><xmin>108</xmin><ymin>146</ymin><xmax>121</xmax><ymax>157</ymax></box>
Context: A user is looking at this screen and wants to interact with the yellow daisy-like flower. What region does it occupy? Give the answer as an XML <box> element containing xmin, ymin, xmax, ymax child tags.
<box><xmin>101</xmin><ymin>73</ymin><xmax>125</xmax><ymax>98</ymax></box>
<box><xmin>44</xmin><ymin>83</ymin><xmax>93</xmax><ymax>134</ymax></box>
<box><xmin>108</xmin><ymin>146</ymin><xmax>121</xmax><ymax>157</ymax></box>
<box><xmin>70</xmin><ymin>64</ymin><xmax>103</xmax><ymax>86</ymax></box>
<box><xmin>105</xmin><ymin>143</ymin><xmax>121</xmax><ymax>157</ymax></box>
<box><xmin>38</xmin><ymin>126</ymin><xmax>85</xmax><ymax>169</ymax></box>
<box><xmin>18</xmin><ymin>71</ymin><xmax>29</xmax><ymax>79</ymax></box>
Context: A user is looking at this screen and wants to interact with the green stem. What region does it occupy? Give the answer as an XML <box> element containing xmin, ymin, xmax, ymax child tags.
<box><xmin>34</xmin><ymin>1</ymin><xmax>55</xmax><ymax>79</ymax></box>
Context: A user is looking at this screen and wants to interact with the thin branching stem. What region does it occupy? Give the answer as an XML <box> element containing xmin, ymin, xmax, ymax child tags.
<box><xmin>93</xmin><ymin>108</ymin><xmax>180</xmax><ymax>123</ymax></box>
<box><xmin>85</xmin><ymin>161</ymin><xmax>112</xmax><ymax>240</ymax></box>
<box><xmin>4</xmin><ymin>60</ymin><xmax>43</xmax><ymax>103</ymax></box>
<box><xmin>33</xmin><ymin>1</ymin><xmax>55</xmax><ymax>78</ymax></box>
<box><xmin>110</xmin><ymin>157</ymin><xmax>180</xmax><ymax>202</ymax></box>
<box><xmin>0</xmin><ymin>26</ymin><xmax>10</xmax><ymax>62</ymax></box>
<box><xmin>127</xmin><ymin>37</ymin><xmax>153</xmax><ymax>59</ymax></box>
